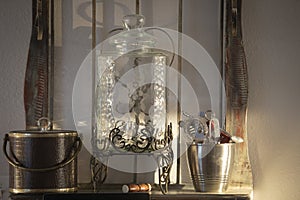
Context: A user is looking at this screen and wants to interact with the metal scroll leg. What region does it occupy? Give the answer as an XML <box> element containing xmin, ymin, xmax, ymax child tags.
<box><xmin>156</xmin><ymin>147</ymin><xmax>173</xmax><ymax>194</ymax></box>
<box><xmin>90</xmin><ymin>155</ymin><xmax>108</xmax><ymax>191</ymax></box>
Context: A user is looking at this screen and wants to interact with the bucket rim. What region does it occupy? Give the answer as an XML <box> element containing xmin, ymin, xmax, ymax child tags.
<box><xmin>189</xmin><ymin>142</ymin><xmax>237</xmax><ymax>147</ymax></box>
<box><xmin>8</xmin><ymin>131</ymin><xmax>78</xmax><ymax>138</ymax></box>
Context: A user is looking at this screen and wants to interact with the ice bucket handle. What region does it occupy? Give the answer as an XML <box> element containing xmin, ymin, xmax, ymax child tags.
<box><xmin>3</xmin><ymin>134</ymin><xmax>82</xmax><ymax>172</ymax></box>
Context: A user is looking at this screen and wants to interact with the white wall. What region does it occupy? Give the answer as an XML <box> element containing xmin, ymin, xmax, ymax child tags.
<box><xmin>0</xmin><ymin>0</ymin><xmax>300</xmax><ymax>199</ymax></box>
<box><xmin>0</xmin><ymin>0</ymin><xmax>30</xmax><ymax>192</ymax></box>
<box><xmin>243</xmin><ymin>0</ymin><xmax>300</xmax><ymax>199</ymax></box>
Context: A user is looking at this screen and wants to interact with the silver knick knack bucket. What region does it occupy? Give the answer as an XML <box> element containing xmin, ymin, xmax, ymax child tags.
<box><xmin>187</xmin><ymin>143</ymin><xmax>235</xmax><ymax>192</ymax></box>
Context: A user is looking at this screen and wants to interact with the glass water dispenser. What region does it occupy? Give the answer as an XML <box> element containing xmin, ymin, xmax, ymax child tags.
<box><xmin>92</xmin><ymin>14</ymin><xmax>173</xmax><ymax>193</ymax></box>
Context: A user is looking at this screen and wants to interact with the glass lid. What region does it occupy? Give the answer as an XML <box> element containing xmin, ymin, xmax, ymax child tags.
<box><xmin>108</xmin><ymin>14</ymin><xmax>157</xmax><ymax>54</ymax></box>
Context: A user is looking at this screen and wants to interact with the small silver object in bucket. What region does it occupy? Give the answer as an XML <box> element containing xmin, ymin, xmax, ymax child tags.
<box><xmin>3</xmin><ymin>118</ymin><xmax>82</xmax><ymax>193</ymax></box>
<box><xmin>187</xmin><ymin>142</ymin><xmax>235</xmax><ymax>192</ymax></box>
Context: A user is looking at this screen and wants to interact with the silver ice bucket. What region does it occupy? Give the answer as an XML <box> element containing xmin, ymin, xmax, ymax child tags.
<box><xmin>187</xmin><ymin>143</ymin><xmax>235</xmax><ymax>192</ymax></box>
<box><xmin>3</xmin><ymin>130</ymin><xmax>82</xmax><ymax>193</ymax></box>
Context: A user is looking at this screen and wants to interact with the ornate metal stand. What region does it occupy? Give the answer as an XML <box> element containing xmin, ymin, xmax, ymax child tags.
<box><xmin>90</xmin><ymin>123</ymin><xmax>173</xmax><ymax>194</ymax></box>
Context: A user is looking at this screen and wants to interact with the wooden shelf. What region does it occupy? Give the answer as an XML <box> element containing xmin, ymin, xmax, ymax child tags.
<box><xmin>8</xmin><ymin>186</ymin><xmax>252</xmax><ymax>200</ymax></box>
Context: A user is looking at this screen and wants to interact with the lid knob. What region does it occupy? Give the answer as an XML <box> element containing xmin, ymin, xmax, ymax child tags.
<box><xmin>122</xmin><ymin>14</ymin><xmax>145</xmax><ymax>30</ymax></box>
<box><xmin>37</xmin><ymin>117</ymin><xmax>52</xmax><ymax>132</ymax></box>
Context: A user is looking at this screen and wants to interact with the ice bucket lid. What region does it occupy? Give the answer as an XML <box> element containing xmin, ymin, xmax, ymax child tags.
<box><xmin>8</xmin><ymin>117</ymin><xmax>78</xmax><ymax>137</ymax></box>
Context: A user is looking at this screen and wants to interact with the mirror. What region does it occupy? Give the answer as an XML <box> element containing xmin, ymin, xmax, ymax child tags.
<box><xmin>26</xmin><ymin>0</ymin><xmax>251</xmax><ymax>192</ymax></box>
<box><xmin>49</xmin><ymin>0</ymin><xmax>224</xmax><ymax>185</ymax></box>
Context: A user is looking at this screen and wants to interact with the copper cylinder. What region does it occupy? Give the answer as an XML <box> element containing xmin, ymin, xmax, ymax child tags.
<box><xmin>122</xmin><ymin>183</ymin><xmax>151</xmax><ymax>193</ymax></box>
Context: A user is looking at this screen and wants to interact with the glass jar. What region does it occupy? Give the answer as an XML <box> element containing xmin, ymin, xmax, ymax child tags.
<box><xmin>94</xmin><ymin>14</ymin><xmax>171</xmax><ymax>154</ymax></box>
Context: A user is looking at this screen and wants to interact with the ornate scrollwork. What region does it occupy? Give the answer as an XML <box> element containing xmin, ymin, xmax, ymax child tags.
<box><xmin>109</xmin><ymin>121</ymin><xmax>173</xmax><ymax>153</ymax></box>
<box><xmin>90</xmin><ymin>155</ymin><xmax>108</xmax><ymax>191</ymax></box>
<box><xmin>157</xmin><ymin>144</ymin><xmax>174</xmax><ymax>194</ymax></box>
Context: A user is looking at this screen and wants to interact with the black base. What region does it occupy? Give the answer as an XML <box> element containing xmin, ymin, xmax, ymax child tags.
<box><xmin>10</xmin><ymin>193</ymin><xmax>150</xmax><ymax>200</ymax></box>
<box><xmin>44</xmin><ymin>193</ymin><xmax>150</xmax><ymax>200</ymax></box>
